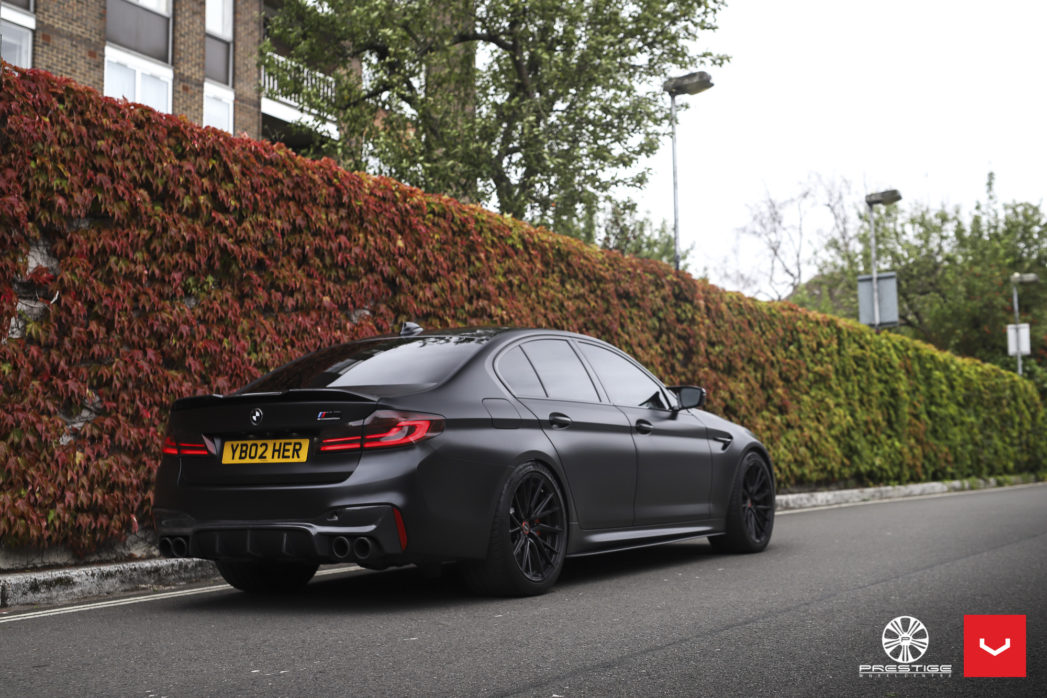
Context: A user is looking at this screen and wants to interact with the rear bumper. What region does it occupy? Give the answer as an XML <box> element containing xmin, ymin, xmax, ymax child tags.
<box><xmin>153</xmin><ymin>441</ymin><xmax>510</xmax><ymax>563</ymax></box>
<box><xmin>155</xmin><ymin>504</ymin><xmax>404</xmax><ymax>564</ymax></box>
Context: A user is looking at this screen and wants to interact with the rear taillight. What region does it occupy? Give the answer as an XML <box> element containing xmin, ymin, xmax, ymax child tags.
<box><xmin>162</xmin><ymin>436</ymin><xmax>210</xmax><ymax>456</ymax></box>
<box><xmin>319</xmin><ymin>436</ymin><xmax>361</xmax><ymax>453</ymax></box>
<box><xmin>364</xmin><ymin>419</ymin><xmax>433</xmax><ymax>448</ymax></box>
<box><xmin>320</xmin><ymin>411</ymin><xmax>444</xmax><ymax>453</ymax></box>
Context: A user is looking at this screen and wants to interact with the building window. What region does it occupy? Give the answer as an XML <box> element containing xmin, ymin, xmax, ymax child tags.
<box><xmin>205</xmin><ymin>0</ymin><xmax>233</xmax><ymax>85</ymax></box>
<box><xmin>206</xmin><ymin>0</ymin><xmax>233</xmax><ymax>38</ymax></box>
<box><xmin>203</xmin><ymin>82</ymin><xmax>235</xmax><ymax>133</ymax></box>
<box><xmin>1</xmin><ymin>4</ymin><xmax>35</xmax><ymax>69</ymax></box>
<box><xmin>130</xmin><ymin>0</ymin><xmax>169</xmax><ymax>13</ymax></box>
<box><xmin>1</xmin><ymin>21</ymin><xmax>33</xmax><ymax>69</ymax></box>
<box><xmin>106</xmin><ymin>0</ymin><xmax>171</xmax><ymax>64</ymax></box>
<box><xmin>104</xmin><ymin>44</ymin><xmax>172</xmax><ymax>113</ymax></box>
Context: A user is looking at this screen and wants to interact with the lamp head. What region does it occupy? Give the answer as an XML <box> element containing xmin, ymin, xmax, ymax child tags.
<box><xmin>663</xmin><ymin>71</ymin><xmax>714</xmax><ymax>97</ymax></box>
<box><xmin>865</xmin><ymin>189</ymin><xmax>902</xmax><ymax>207</ymax></box>
<box><xmin>1011</xmin><ymin>272</ymin><xmax>1039</xmax><ymax>284</ymax></box>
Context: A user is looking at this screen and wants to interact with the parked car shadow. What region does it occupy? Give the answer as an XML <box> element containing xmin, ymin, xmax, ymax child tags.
<box><xmin>555</xmin><ymin>538</ymin><xmax>724</xmax><ymax>589</ymax></box>
<box><xmin>174</xmin><ymin>538</ymin><xmax>740</xmax><ymax>615</ymax></box>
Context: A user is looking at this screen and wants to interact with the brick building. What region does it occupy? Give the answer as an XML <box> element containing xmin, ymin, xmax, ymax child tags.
<box><xmin>1</xmin><ymin>0</ymin><xmax>315</xmax><ymax>143</ymax></box>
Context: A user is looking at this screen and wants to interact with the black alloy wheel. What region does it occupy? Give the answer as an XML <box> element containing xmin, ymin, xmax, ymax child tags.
<box><xmin>509</xmin><ymin>469</ymin><xmax>567</xmax><ymax>582</ymax></box>
<box><xmin>463</xmin><ymin>462</ymin><xmax>567</xmax><ymax>596</ymax></box>
<box><xmin>710</xmin><ymin>452</ymin><xmax>775</xmax><ymax>553</ymax></box>
<box><xmin>741</xmin><ymin>458</ymin><xmax>774</xmax><ymax>542</ymax></box>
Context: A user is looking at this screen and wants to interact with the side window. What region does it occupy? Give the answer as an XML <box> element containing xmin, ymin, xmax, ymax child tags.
<box><xmin>520</xmin><ymin>340</ymin><xmax>599</xmax><ymax>403</ymax></box>
<box><xmin>496</xmin><ymin>346</ymin><xmax>546</xmax><ymax>398</ymax></box>
<box><xmin>579</xmin><ymin>343</ymin><xmax>670</xmax><ymax>410</ymax></box>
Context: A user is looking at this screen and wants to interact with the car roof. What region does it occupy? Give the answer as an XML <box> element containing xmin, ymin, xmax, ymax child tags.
<box><xmin>358</xmin><ymin>326</ymin><xmax>598</xmax><ymax>344</ymax></box>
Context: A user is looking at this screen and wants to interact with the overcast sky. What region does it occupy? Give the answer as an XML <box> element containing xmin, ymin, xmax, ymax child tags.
<box><xmin>634</xmin><ymin>0</ymin><xmax>1047</xmax><ymax>295</ymax></box>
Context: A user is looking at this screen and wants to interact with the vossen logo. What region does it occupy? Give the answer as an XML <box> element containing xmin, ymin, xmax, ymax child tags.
<box><xmin>964</xmin><ymin>615</ymin><xmax>1026</xmax><ymax>677</ymax></box>
<box><xmin>859</xmin><ymin>616</ymin><xmax>953</xmax><ymax>678</ymax></box>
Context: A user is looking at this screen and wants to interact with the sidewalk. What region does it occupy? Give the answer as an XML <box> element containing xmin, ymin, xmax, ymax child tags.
<box><xmin>1</xmin><ymin>475</ymin><xmax>1040</xmax><ymax>610</ymax></box>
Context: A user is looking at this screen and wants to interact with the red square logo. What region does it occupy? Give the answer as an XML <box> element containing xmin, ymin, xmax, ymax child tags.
<box><xmin>964</xmin><ymin>615</ymin><xmax>1026</xmax><ymax>677</ymax></box>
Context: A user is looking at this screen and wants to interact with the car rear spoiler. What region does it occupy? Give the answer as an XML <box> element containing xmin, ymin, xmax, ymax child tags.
<box><xmin>172</xmin><ymin>388</ymin><xmax>378</xmax><ymax>411</ymax></box>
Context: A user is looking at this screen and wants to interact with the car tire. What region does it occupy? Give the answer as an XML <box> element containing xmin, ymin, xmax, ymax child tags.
<box><xmin>710</xmin><ymin>451</ymin><xmax>775</xmax><ymax>554</ymax></box>
<box><xmin>463</xmin><ymin>462</ymin><xmax>568</xmax><ymax>597</ymax></box>
<box><xmin>215</xmin><ymin>559</ymin><xmax>319</xmax><ymax>593</ymax></box>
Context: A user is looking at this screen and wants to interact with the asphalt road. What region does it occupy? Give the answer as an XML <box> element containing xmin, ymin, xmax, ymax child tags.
<box><xmin>1</xmin><ymin>485</ymin><xmax>1044</xmax><ymax>697</ymax></box>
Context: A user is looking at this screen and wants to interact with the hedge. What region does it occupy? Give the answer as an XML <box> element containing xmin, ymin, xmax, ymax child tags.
<box><xmin>1</xmin><ymin>66</ymin><xmax>1044</xmax><ymax>553</ymax></box>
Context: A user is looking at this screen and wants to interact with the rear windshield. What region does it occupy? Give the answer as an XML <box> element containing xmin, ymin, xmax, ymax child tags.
<box><xmin>242</xmin><ymin>335</ymin><xmax>489</xmax><ymax>393</ymax></box>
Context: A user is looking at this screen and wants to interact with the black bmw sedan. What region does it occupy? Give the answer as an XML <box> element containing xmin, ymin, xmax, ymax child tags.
<box><xmin>154</xmin><ymin>326</ymin><xmax>775</xmax><ymax>596</ymax></box>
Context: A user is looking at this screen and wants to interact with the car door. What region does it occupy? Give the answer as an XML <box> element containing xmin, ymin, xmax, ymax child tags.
<box><xmin>577</xmin><ymin>342</ymin><xmax>714</xmax><ymax>524</ymax></box>
<box><xmin>497</xmin><ymin>340</ymin><xmax>637</xmax><ymax>529</ymax></box>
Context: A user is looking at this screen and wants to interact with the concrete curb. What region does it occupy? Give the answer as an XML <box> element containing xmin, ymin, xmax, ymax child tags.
<box><xmin>776</xmin><ymin>475</ymin><xmax>1040</xmax><ymax>511</ymax></box>
<box><xmin>1</xmin><ymin>476</ymin><xmax>1040</xmax><ymax>610</ymax></box>
<box><xmin>1</xmin><ymin>558</ymin><xmax>219</xmax><ymax>609</ymax></box>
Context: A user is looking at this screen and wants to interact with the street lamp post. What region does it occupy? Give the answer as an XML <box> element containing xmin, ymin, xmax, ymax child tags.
<box><xmin>663</xmin><ymin>71</ymin><xmax>713</xmax><ymax>271</ymax></box>
<box><xmin>1010</xmin><ymin>272</ymin><xmax>1039</xmax><ymax>376</ymax></box>
<box><xmin>864</xmin><ymin>189</ymin><xmax>902</xmax><ymax>329</ymax></box>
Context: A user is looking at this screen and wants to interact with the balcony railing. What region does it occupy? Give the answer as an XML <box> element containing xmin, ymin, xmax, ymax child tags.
<box><xmin>261</xmin><ymin>53</ymin><xmax>336</xmax><ymax>107</ymax></box>
<box><xmin>260</xmin><ymin>53</ymin><xmax>339</xmax><ymax>138</ymax></box>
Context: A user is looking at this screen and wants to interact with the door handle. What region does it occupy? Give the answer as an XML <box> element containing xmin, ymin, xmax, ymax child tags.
<box><xmin>635</xmin><ymin>419</ymin><xmax>654</xmax><ymax>434</ymax></box>
<box><xmin>549</xmin><ymin>412</ymin><xmax>572</xmax><ymax>429</ymax></box>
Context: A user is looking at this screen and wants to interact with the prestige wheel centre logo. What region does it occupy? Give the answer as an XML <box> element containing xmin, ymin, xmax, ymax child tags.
<box><xmin>882</xmin><ymin>616</ymin><xmax>929</xmax><ymax>663</ymax></box>
<box><xmin>859</xmin><ymin>615</ymin><xmax>952</xmax><ymax>678</ymax></box>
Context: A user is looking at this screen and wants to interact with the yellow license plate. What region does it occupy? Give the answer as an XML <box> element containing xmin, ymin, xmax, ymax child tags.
<box><xmin>221</xmin><ymin>439</ymin><xmax>309</xmax><ymax>464</ymax></box>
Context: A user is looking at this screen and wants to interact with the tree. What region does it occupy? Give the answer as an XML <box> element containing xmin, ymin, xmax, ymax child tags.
<box><xmin>594</xmin><ymin>199</ymin><xmax>688</xmax><ymax>269</ymax></box>
<box><xmin>262</xmin><ymin>0</ymin><xmax>727</xmax><ymax>236</ymax></box>
<box><xmin>782</xmin><ymin>175</ymin><xmax>1047</xmax><ymax>392</ymax></box>
<box><xmin>726</xmin><ymin>176</ymin><xmax>855</xmax><ymax>301</ymax></box>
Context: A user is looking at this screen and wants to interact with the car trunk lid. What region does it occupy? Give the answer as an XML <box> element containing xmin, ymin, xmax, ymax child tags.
<box><xmin>167</xmin><ymin>389</ymin><xmax>378</xmax><ymax>486</ymax></box>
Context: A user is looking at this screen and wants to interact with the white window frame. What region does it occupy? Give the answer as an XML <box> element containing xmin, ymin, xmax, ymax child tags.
<box><xmin>205</xmin><ymin>0</ymin><xmax>233</xmax><ymax>41</ymax></box>
<box><xmin>127</xmin><ymin>0</ymin><xmax>171</xmax><ymax>16</ymax></box>
<box><xmin>203</xmin><ymin>81</ymin><xmax>235</xmax><ymax>133</ymax></box>
<box><xmin>1</xmin><ymin>4</ymin><xmax>36</xmax><ymax>30</ymax></box>
<box><xmin>1</xmin><ymin>7</ymin><xmax>35</xmax><ymax>69</ymax></box>
<box><xmin>104</xmin><ymin>43</ymin><xmax>174</xmax><ymax>113</ymax></box>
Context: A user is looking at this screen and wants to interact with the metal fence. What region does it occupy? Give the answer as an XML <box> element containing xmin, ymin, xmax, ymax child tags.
<box><xmin>261</xmin><ymin>53</ymin><xmax>336</xmax><ymax>106</ymax></box>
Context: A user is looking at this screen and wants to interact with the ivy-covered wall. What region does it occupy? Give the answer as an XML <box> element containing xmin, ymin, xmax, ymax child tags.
<box><xmin>2</xmin><ymin>67</ymin><xmax>1043</xmax><ymax>552</ymax></box>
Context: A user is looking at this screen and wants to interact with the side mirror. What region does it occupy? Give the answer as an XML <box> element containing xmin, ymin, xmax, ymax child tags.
<box><xmin>668</xmin><ymin>385</ymin><xmax>706</xmax><ymax>411</ymax></box>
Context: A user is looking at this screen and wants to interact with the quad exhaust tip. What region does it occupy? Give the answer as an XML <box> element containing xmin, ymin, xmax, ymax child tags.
<box><xmin>159</xmin><ymin>536</ymin><xmax>189</xmax><ymax>558</ymax></box>
<box><xmin>352</xmin><ymin>536</ymin><xmax>375</xmax><ymax>561</ymax></box>
<box><xmin>331</xmin><ymin>535</ymin><xmax>377</xmax><ymax>561</ymax></box>
<box><xmin>331</xmin><ymin>536</ymin><xmax>352</xmax><ymax>560</ymax></box>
